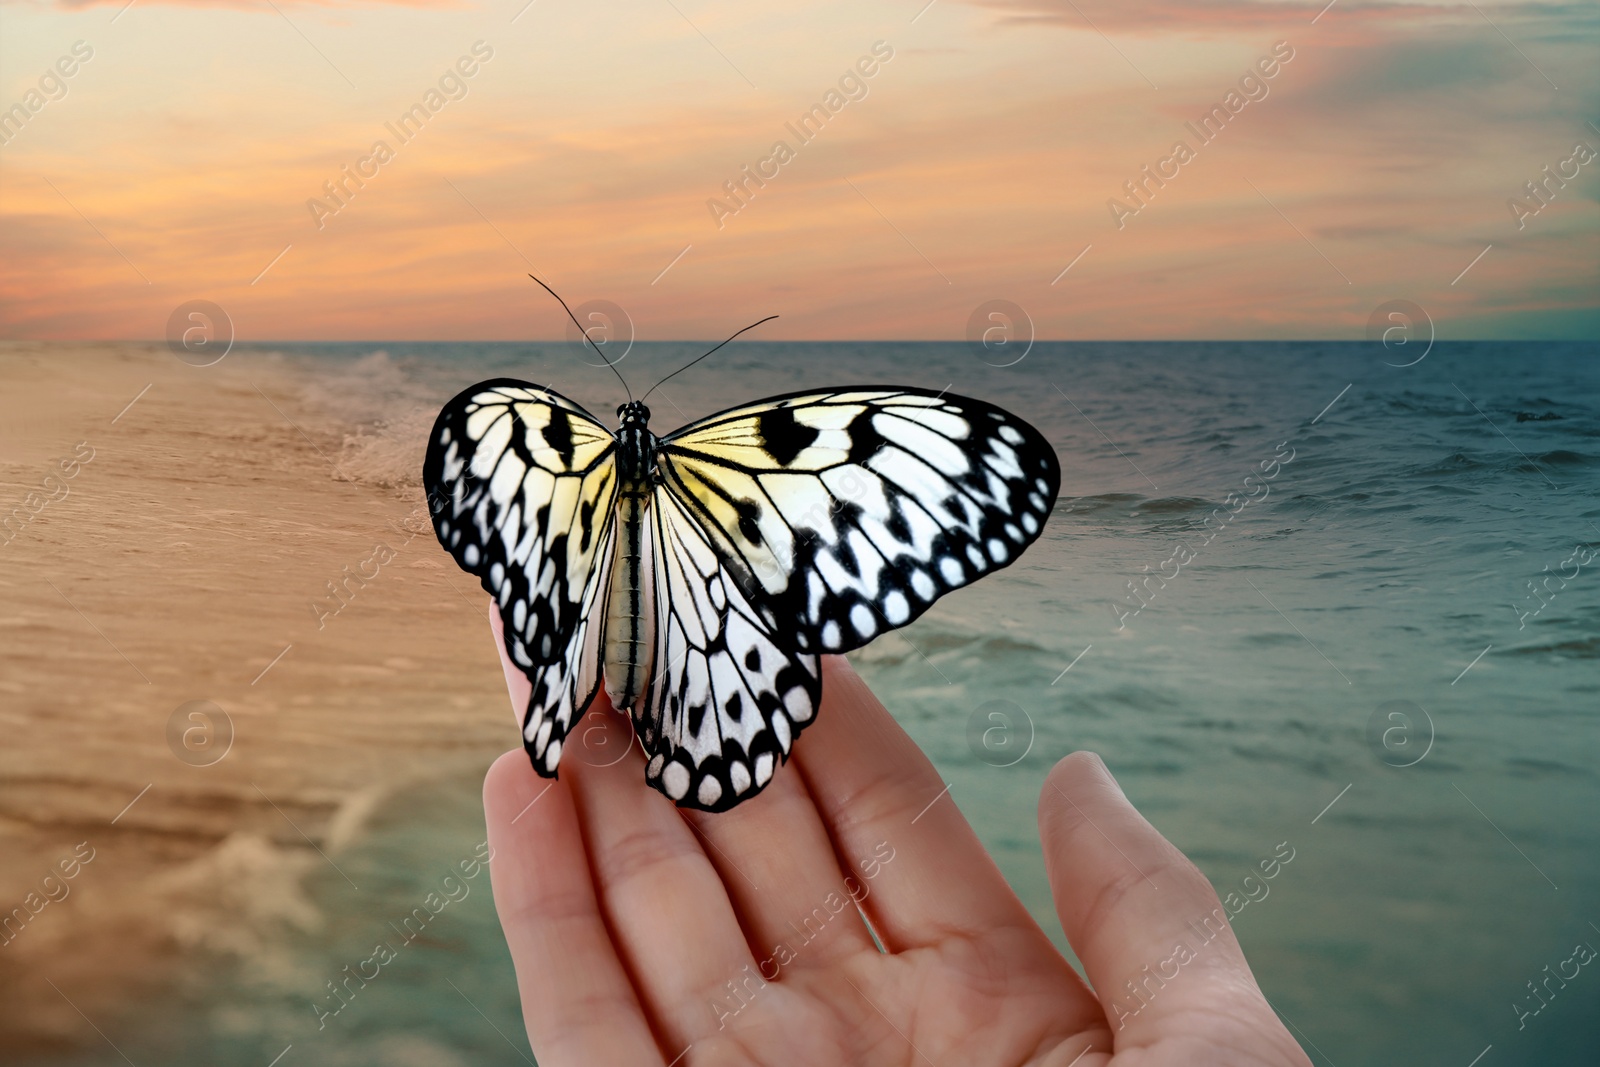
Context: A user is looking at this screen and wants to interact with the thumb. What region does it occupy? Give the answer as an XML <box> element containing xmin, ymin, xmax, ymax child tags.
<box><xmin>1037</xmin><ymin>752</ymin><xmax>1305</xmax><ymax>1060</ymax></box>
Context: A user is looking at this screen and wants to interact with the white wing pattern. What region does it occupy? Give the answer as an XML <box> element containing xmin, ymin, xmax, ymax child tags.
<box><xmin>426</xmin><ymin>380</ymin><xmax>1059</xmax><ymax>810</ymax></box>
<box><xmin>658</xmin><ymin>387</ymin><xmax>1061</xmax><ymax>655</ymax></box>
<box><xmin>423</xmin><ymin>380</ymin><xmax>618</xmax><ymax>774</ymax></box>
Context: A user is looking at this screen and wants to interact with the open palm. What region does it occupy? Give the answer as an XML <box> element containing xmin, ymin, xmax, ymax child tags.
<box><xmin>482</xmin><ymin>608</ymin><xmax>1311</xmax><ymax>1066</ymax></box>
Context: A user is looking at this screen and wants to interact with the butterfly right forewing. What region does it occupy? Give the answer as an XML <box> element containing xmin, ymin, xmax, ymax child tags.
<box><xmin>423</xmin><ymin>379</ymin><xmax>619</xmax><ymax>774</ymax></box>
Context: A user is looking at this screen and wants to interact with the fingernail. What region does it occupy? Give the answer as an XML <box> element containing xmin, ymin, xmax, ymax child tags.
<box><xmin>1092</xmin><ymin>753</ymin><xmax>1127</xmax><ymax>797</ymax></box>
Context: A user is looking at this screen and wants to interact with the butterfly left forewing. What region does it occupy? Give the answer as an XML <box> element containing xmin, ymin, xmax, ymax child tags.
<box><xmin>634</xmin><ymin>484</ymin><xmax>820</xmax><ymax>811</ymax></box>
<box><xmin>656</xmin><ymin>387</ymin><xmax>1060</xmax><ymax>655</ymax></box>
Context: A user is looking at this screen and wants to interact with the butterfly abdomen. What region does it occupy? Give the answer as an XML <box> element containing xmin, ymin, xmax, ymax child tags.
<box><xmin>602</xmin><ymin>417</ymin><xmax>657</xmax><ymax>710</ymax></box>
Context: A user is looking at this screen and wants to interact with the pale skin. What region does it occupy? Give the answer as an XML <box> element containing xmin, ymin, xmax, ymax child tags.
<box><xmin>483</xmin><ymin>607</ymin><xmax>1313</xmax><ymax>1066</ymax></box>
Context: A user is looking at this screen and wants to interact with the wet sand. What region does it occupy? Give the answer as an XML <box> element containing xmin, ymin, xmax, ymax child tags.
<box><xmin>0</xmin><ymin>343</ymin><xmax>509</xmax><ymax>1056</ymax></box>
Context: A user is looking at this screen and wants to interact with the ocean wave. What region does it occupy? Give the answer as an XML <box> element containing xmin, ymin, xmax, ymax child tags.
<box><xmin>1533</xmin><ymin>449</ymin><xmax>1592</xmax><ymax>466</ymax></box>
<box><xmin>1129</xmin><ymin>496</ymin><xmax>1217</xmax><ymax>515</ymax></box>
<box><xmin>1502</xmin><ymin>635</ymin><xmax>1600</xmax><ymax>660</ymax></box>
<box><xmin>1056</xmin><ymin>493</ymin><xmax>1146</xmax><ymax>514</ymax></box>
<box><xmin>1505</xmin><ymin>757</ymin><xmax>1592</xmax><ymax>779</ymax></box>
<box><xmin>1415</xmin><ymin>452</ymin><xmax>1489</xmax><ymax>474</ymax></box>
<box><xmin>284</xmin><ymin>350</ymin><xmax>443</xmax><ymax>491</ymax></box>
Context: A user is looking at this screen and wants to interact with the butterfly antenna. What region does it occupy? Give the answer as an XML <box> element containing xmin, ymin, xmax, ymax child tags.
<box><xmin>642</xmin><ymin>315</ymin><xmax>779</xmax><ymax>402</ymax></box>
<box><xmin>528</xmin><ymin>274</ymin><xmax>632</xmax><ymax>403</ymax></box>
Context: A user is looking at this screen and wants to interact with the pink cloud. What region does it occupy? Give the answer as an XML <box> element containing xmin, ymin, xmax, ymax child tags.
<box><xmin>966</xmin><ymin>0</ymin><xmax>1584</xmax><ymax>37</ymax></box>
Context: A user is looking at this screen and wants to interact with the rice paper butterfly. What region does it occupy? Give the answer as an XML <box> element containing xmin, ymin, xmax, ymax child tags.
<box><xmin>423</xmin><ymin>283</ymin><xmax>1059</xmax><ymax>811</ymax></box>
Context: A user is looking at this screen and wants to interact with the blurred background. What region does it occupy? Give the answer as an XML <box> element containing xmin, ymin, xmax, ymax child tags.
<box><xmin>2</xmin><ymin>1</ymin><xmax>1597</xmax><ymax>1065</ymax></box>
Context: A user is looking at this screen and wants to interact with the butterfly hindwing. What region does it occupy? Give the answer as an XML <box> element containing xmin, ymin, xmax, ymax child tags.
<box><xmin>634</xmin><ymin>485</ymin><xmax>821</xmax><ymax>811</ymax></box>
<box><xmin>423</xmin><ymin>379</ymin><xmax>618</xmax><ymax>775</ymax></box>
<box><xmin>517</xmin><ymin>519</ymin><xmax>614</xmax><ymax>775</ymax></box>
<box><xmin>656</xmin><ymin>387</ymin><xmax>1060</xmax><ymax>654</ymax></box>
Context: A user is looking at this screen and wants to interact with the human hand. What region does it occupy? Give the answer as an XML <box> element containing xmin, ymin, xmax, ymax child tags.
<box><xmin>482</xmin><ymin>607</ymin><xmax>1312</xmax><ymax>1066</ymax></box>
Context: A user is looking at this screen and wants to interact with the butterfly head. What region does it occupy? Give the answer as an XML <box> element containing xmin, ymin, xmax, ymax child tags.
<box><xmin>617</xmin><ymin>401</ymin><xmax>651</xmax><ymax>428</ymax></box>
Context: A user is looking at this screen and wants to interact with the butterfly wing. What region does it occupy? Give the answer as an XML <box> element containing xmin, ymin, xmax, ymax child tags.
<box><xmin>422</xmin><ymin>379</ymin><xmax>618</xmax><ymax>774</ymax></box>
<box><xmin>655</xmin><ymin>387</ymin><xmax>1060</xmax><ymax>654</ymax></box>
<box><xmin>515</xmin><ymin>521</ymin><xmax>615</xmax><ymax>774</ymax></box>
<box><xmin>633</xmin><ymin>484</ymin><xmax>821</xmax><ymax>811</ymax></box>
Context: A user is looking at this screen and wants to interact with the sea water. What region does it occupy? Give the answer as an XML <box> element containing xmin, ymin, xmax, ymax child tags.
<box><xmin>31</xmin><ymin>340</ymin><xmax>1598</xmax><ymax>1065</ymax></box>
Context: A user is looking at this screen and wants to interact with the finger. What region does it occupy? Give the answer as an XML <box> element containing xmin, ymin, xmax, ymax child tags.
<box><xmin>564</xmin><ymin>702</ymin><xmax>763</xmax><ymax>1050</ymax></box>
<box><xmin>684</xmin><ymin>757</ymin><xmax>877</xmax><ymax>972</ymax></box>
<box><xmin>1037</xmin><ymin>752</ymin><xmax>1286</xmax><ymax>1049</ymax></box>
<box><xmin>483</xmin><ymin>750</ymin><xmax>664</xmax><ymax>1067</ymax></box>
<box><xmin>794</xmin><ymin>656</ymin><xmax>1041</xmax><ymax>951</ymax></box>
<box><xmin>490</xmin><ymin>600</ymin><xmax>755</xmax><ymax>1046</ymax></box>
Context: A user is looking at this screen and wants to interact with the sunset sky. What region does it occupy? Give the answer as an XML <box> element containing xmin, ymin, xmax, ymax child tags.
<box><xmin>0</xmin><ymin>0</ymin><xmax>1594</xmax><ymax>340</ymax></box>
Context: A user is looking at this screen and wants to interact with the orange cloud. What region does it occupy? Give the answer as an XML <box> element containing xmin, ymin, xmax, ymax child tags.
<box><xmin>50</xmin><ymin>0</ymin><xmax>460</xmax><ymax>8</ymax></box>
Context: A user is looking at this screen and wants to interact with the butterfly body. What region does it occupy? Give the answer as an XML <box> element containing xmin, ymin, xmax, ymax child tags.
<box><xmin>425</xmin><ymin>379</ymin><xmax>1060</xmax><ymax>811</ymax></box>
<box><xmin>603</xmin><ymin>401</ymin><xmax>658</xmax><ymax>710</ymax></box>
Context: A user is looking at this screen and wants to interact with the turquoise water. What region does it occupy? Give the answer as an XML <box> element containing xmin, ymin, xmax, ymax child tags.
<box><xmin>33</xmin><ymin>340</ymin><xmax>1600</xmax><ymax>1065</ymax></box>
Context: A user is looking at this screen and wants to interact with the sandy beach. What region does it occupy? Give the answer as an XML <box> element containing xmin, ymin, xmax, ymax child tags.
<box><xmin>0</xmin><ymin>344</ymin><xmax>511</xmax><ymax>1056</ymax></box>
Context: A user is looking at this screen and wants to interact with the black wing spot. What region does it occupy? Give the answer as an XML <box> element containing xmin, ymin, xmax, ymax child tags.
<box><xmin>724</xmin><ymin>691</ymin><xmax>743</xmax><ymax>723</ymax></box>
<box><xmin>545</xmin><ymin>407</ymin><xmax>576</xmax><ymax>468</ymax></box>
<box><xmin>578</xmin><ymin>497</ymin><xmax>597</xmax><ymax>551</ymax></box>
<box><xmin>744</xmin><ymin>647</ymin><xmax>761</xmax><ymax>671</ymax></box>
<box><xmin>885</xmin><ymin>507</ymin><xmax>911</xmax><ymax>543</ymax></box>
<box><xmin>835</xmin><ymin>534</ymin><xmax>861</xmax><ymax>578</ymax></box>
<box><xmin>687</xmin><ymin>700</ymin><xmax>706</xmax><ymax>737</ymax></box>
<box><xmin>758</xmin><ymin>406</ymin><xmax>820</xmax><ymax>466</ymax></box>
<box><xmin>735</xmin><ymin>498</ymin><xmax>763</xmax><ymax>546</ymax></box>
<box><xmin>845</xmin><ymin>411</ymin><xmax>887</xmax><ymax>465</ymax></box>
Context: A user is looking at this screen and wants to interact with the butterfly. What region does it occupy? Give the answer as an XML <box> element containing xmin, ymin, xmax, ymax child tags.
<box><xmin>423</xmin><ymin>280</ymin><xmax>1060</xmax><ymax>811</ymax></box>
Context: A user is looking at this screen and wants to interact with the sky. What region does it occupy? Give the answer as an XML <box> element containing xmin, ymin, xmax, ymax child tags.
<box><xmin>0</xmin><ymin>0</ymin><xmax>1595</xmax><ymax>340</ymax></box>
